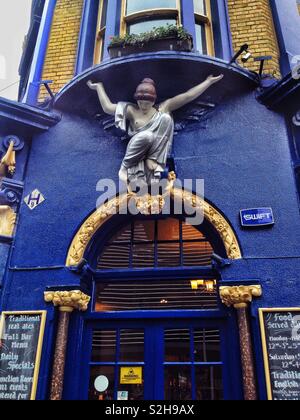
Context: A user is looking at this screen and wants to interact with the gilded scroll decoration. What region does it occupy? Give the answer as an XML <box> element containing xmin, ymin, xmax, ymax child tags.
<box><xmin>66</xmin><ymin>186</ymin><xmax>242</xmax><ymax>266</ymax></box>
<box><xmin>0</xmin><ymin>205</ymin><xmax>16</xmax><ymax>237</ymax></box>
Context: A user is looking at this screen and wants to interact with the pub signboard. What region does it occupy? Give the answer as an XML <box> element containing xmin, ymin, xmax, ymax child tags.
<box><xmin>259</xmin><ymin>308</ymin><xmax>300</xmax><ymax>400</ymax></box>
<box><xmin>0</xmin><ymin>311</ymin><xmax>46</xmax><ymax>400</ymax></box>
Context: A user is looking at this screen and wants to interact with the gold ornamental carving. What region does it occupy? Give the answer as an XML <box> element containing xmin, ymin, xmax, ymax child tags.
<box><xmin>219</xmin><ymin>285</ymin><xmax>262</xmax><ymax>309</ymax></box>
<box><xmin>0</xmin><ymin>206</ymin><xmax>16</xmax><ymax>237</ymax></box>
<box><xmin>66</xmin><ymin>186</ymin><xmax>242</xmax><ymax>267</ymax></box>
<box><xmin>171</xmin><ymin>188</ymin><xmax>241</xmax><ymax>261</ymax></box>
<box><xmin>0</xmin><ymin>141</ymin><xmax>16</xmax><ymax>177</ymax></box>
<box><xmin>44</xmin><ymin>290</ymin><xmax>91</xmax><ymax>312</ymax></box>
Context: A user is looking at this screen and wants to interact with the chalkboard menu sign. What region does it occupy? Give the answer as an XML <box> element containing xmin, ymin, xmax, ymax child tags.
<box><xmin>0</xmin><ymin>311</ymin><xmax>46</xmax><ymax>400</ymax></box>
<box><xmin>259</xmin><ymin>308</ymin><xmax>300</xmax><ymax>400</ymax></box>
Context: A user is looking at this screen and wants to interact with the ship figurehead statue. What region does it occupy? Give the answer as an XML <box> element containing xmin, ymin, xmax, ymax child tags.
<box><xmin>87</xmin><ymin>74</ymin><xmax>224</xmax><ymax>214</ymax></box>
<box><xmin>88</xmin><ymin>74</ymin><xmax>223</xmax><ymax>212</ymax></box>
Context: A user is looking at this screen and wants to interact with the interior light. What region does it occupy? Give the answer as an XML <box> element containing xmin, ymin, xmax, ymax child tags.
<box><xmin>160</xmin><ymin>299</ymin><xmax>168</xmax><ymax>304</ymax></box>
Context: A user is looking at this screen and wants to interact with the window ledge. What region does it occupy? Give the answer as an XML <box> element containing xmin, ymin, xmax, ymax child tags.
<box><xmin>53</xmin><ymin>52</ymin><xmax>258</xmax><ymax>115</ymax></box>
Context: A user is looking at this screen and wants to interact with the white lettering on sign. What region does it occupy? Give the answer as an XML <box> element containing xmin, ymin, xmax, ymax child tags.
<box><xmin>243</xmin><ymin>213</ymin><xmax>272</xmax><ymax>221</ymax></box>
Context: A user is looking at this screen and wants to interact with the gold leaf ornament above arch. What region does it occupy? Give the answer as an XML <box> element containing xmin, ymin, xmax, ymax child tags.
<box><xmin>66</xmin><ymin>189</ymin><xmax>242</xmax><ymax>267</ymax></box>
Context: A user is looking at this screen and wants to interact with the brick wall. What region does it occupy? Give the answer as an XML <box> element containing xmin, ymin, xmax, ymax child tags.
<box><xmin>40</xmin><ymin>0</ymin><xmax>84</xmax><ymax>101</ymax></box>
<box><xmin>227</xmin><ymin>0</ymin><xmax>280</xmax><ymax>77</ymax></box>
<box><xmin>40</xmin><ymin>0</ymin><xmax>282</xmax><ymax>101</ymax></box>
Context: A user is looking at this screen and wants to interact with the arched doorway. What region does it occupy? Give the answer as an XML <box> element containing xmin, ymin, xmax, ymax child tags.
<box><xmin>68</xmin><ymin>192</ymin><xmax>242</xmax><ymax>400</ymax></box>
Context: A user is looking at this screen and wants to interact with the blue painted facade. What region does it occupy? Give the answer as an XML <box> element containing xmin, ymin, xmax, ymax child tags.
<box><xmin>0</xmin><ymin>0</ymin><xmax>300</xmax><ymax>401</ymax></box>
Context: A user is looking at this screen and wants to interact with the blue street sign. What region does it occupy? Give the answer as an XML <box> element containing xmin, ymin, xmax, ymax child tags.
<box><xmin>240</xmin><ymin>208</ymin><xmax>274</xmax><ymax>227</ymax></box>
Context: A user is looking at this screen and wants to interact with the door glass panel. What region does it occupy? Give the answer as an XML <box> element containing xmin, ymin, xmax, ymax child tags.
<box><xmin>165</xmin><ymin>366</ymin><xmax>192</xmax><ymax>400</ymax></box>
<box><xmin>89</xmin><ymin>366</ymin><xmax>115</xmax><ymax>400</ymax></box>
<box><xmin>196</xmin><ymin>366</ymin><xmax>223</xmax><ymax>400</ymax></box>
<box><xmin>88</xmin><ymin>325</ymin><xmax>225</xmax><ymax>400</ymax></box>
<box><xmin>92</xmin><ymin>330</ymin><xmax>116</xmax><ymax>362</ymax></box>
<box><xmin>120</xmin><ymin>330</ymin><xmax>144</xmax><ymax>362</ymax></box>
<box><xmin>165</xmin><ymin>329</ymin><xmax>191</xmax><ymax>362</ymax></box>
<box><xmin>118</xmin><ymin>366</ymin><xmax>144</xmax><ymax>400</ymax></box>
<box><xmin>194</xmin><ymin>329</ymin><xmax>221</xmax><ymax>363</ymax></box>
<box><xmin>89</xmin><ymin>329</ymin><xmax>145</xmax><ymax>400</ymax></box>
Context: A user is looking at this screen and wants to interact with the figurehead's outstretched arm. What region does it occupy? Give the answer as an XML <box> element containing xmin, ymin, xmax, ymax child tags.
<box><xmin>160</xmin><ymin>74</ymin><xmax>224</xmax><ymax>113</ymax></box>
<box><xmin>87</xmin><ymin>80</ymin><xmax>117</xmax><ymax>116</ymax></box>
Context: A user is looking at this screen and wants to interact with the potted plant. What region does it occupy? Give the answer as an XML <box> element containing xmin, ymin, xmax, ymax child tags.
<box><xmin>108</xmin><ymin>24</ymin><xmax>193</xmax><ymax>59</ymax></box>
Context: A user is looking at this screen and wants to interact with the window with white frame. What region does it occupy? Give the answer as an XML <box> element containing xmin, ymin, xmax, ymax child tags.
<box><xmin>120</xmin><ymin>0</ymin><xmax>181</xmax><ymax>35</ymax></box>
<box><xmin>94</xmin><ymin>0</ymin><xmax>108</xmax><ymax>64</ymax></box>
<box><xmin>94</xmin><ymin>0</ymin><xmax>215</xmax><ymax>63</ymax></box>
<box><xmin>193</xmin><ymin>0</ymin><xmax>214</xmax><ymax>55</ymax></box>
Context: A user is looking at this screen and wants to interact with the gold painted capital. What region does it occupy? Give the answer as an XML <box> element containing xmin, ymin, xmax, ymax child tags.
<box><xmin>219</xmin><ymin>285</ymin><xmax>262</xmax><ymax>309</ymax></box>
<box><xmin>0</xmin><ymin>206</ymin><xmax>16</xmax><ymax>237</ymax></box>
<box><xmin>44</xmin><ymin>290</ymin><xmax>91</xmax><ymax>312</ymax></box>
<box><xmin>66</xmin><ymin>188</ymin><xmax>242</xmax><ymax>266</ymax></box>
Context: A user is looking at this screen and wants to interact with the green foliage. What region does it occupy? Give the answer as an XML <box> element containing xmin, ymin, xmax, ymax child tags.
<box><xmin>109</xmin><ymin>24</ymin><xmax>192</xmax><ymax>48</ymax></box>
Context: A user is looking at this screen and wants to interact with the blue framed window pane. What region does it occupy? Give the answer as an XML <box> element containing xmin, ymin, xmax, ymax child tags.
<box><xmin>193</xmin><ymin>0</ymin><xmax>206</xmax><ymax>15</ymax></box>
<box><xmin>158</xmin><ymin>218</ymin><xmax>180</xmax><ymax>241</ymax></box>
<box><xmin>100</xmin><ymin>0</ymin><xmax>108</xmax><ymax>29</ymax></box>
<box><xmin>195</xmin><ymin>22</ymin><xmax>207</xmax><ymax>54</ymax></box>
<box><xmin>194</xmin><ymin>329</ymin><xmax>221</xmax><ymax>362</ymax></box>
<box><xmin>132</xmin><ymin>243</ymin><xmax>155</xmax><ymax>268</ymax></box>
<box><xmin>196</xmin><ymin>366</ymin><xmax>223</xmax><ymax>400</ymax></box>
<box><xmin>117</xmin><ymin>378</ymin><xmax>144</xmax><ymax>401</ymax></box>
<box><xmin>128</xmin><ymin>19</ymin><xmax>177</xmax><ymax>34</ymax></box>
<box><xmin>92</xmin><ymin>330</ymin><xmax>116</xmax><ymax>362</ymax></box>
<box><xmin>120</xmin><ymin>330</ymin><xmax>145</xmax><ymax>362</ymax></box>
<box><xmin>165</xmin><ymin>366</ymin><xmax>192</xmax><ymax>400</ymax></box>
<box><xmin>183</xmin><ymin>241</ymin><xmax>213</xmax><ymax>266</ymax></box>
<box><xmin>165</xmin><ymin>329</ymin><xmax>191</xmax><ymax>362</ymax></box>
<box><xmin>157</xmin><ymin>242</ymin><xmax>181</xmax><ymax>267</ymax></box>
<box><xmin>134</xmin><ymin>220</ymin><xmax>155</xmax><ymax>242</ymax></box>
<box><xmin>126</xmin><ymin>0</ymin><xmax>177</xmax><ymax>15</ymax></box>
<box><xmin>182</xmin><ymin>221</ymin><xmax>205</xmax><ymax>240</ymax></box>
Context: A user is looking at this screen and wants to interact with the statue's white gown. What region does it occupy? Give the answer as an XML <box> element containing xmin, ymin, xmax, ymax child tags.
<box><xmin>115</xmin><ymin>102</ymin><xmax>174</xmax><ymax>183</ymax></box>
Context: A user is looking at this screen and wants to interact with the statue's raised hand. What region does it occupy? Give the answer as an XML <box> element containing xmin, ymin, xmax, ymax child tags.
<box><xmin>206</xmin><ymin>74</ymin><xmax>224</xmax><ymax>85</ymax></box>
<box><xmin>87</xmin><ymin>80</ymin><xmax>102</xmax><ymax>90</ymax></box>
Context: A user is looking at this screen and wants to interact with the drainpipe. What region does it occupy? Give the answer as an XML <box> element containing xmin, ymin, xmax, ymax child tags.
<box><xmin>23</xmin><ymin>0</ymin><xmax>57</xmax><ymax>106</ymax></box>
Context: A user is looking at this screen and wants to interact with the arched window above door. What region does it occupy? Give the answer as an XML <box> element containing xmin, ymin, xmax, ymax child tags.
<box><xmin>97</xmin><ymin>217</ymin><xmax>215</xmax><ymax>270</ymax></box>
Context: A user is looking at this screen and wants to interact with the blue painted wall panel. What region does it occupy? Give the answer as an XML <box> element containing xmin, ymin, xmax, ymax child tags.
<box><xmin>9</xmin><ymin>92</ymin><xmax>300</xmax><ymax>270</ymax></box>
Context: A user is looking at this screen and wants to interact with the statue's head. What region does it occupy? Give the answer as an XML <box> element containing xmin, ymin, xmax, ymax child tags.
<box><xmin>134</xmin><ymin>78</ymin><xmax>157</xmax><ymax>112</ymax></box>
